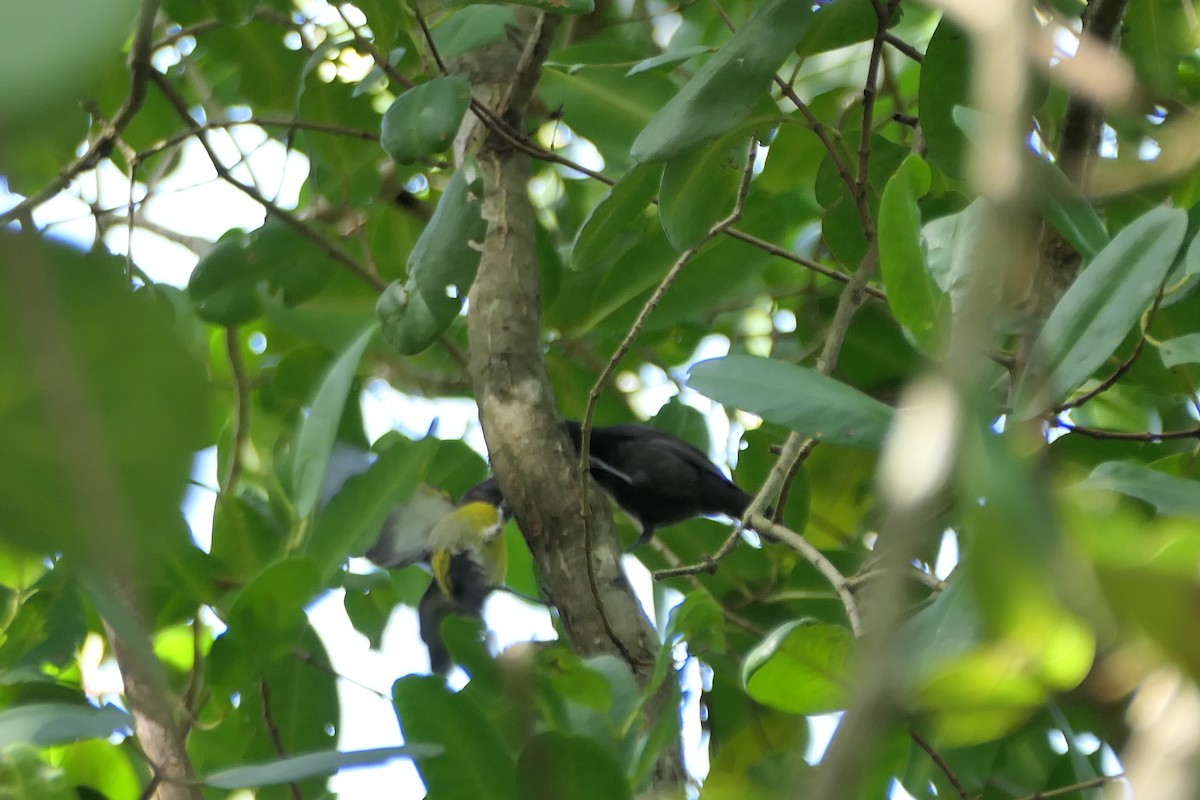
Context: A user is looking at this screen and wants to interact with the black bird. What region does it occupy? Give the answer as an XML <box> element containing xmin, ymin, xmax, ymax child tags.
<box><xmin>564</xmin><ymin>420</ymin><xmax>754</xmax><ymax>549</ymax></box>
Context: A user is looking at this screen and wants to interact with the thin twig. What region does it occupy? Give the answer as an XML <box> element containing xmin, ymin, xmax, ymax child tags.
<box><xmin>334</xmin><ymin>4</ymin><xmax>415</xmax><ymax>89</ymax></box>
<box><xmin>761</xmin><ymin>514</ymin><xmax>861</xmax><ymax>635</ymax></box>
<box><xmin>1054</xmin><ymin>420</ymin><xmax>1200</xmax><ymax>442</ymax></box>
<box><xmin>136</xmin><ymin>118</ymin><xmax>378</xmax><ymax>162</ymax></box>
<box><xmin>909</xmin><ymin>728</ymin><xmax>971</xmax><ymax>800</ymax></box>
<box><xmin>260</xmin><ymin>681</ymin><xmax>303</xmax><ymax>800</ymax></box>
<box><xmin>885</xmin><ymin>32</ymin><xmax>925</xmax><ymax>62</ymax></box>
<box><xmin>854</xmin><ymin>0</ymin><xmax>900</xmax><ymax>236</ymax></box>
<box><xmin>1011</xmin><ymin>773</ymin><xmax>1125</xmax><ymax>800</ymax></box>
<box><xmin>150</xmin><ymin>71</ymin><xmax>386</xmax><ymax>292</ymax></box>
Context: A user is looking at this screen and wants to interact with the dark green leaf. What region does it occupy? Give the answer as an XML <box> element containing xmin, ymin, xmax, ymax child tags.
<box><xmin>489</xmin><ymin>0</ymin><xmax>593</xmax><ymax>13</ymax></box>
<box><xmin>188</xmin><ymin>221</ymin><xmax>336</xmax><ymax>326</ymax></box>
<box><xmin>381</xmin><ymin>77</ymin><xmax>473</xmax><ymax>164</ymax></box>
<box><xmin>878</xmin><ymin>154</ymin><xmax>948</xmax><ymax>353</ymax></box>
<box><xmin>208</xmin><ymin>558</ymin><xmax>322</xmax><ymax>691</ymax></box>
<box><xmin>631</xmin><ymin>0</ymin><xmax>817</xmax><ymax>161</ymax></box>
<box><xmin>0</xmin><ymin>235</ymin><xmax>212</xmax><ymax>567</ymax></box>
<box><xmin>516</xmin><ymin>733</ymin><xmax>632</xmax><ymax>800</ymax></box>
<box><xmin>797</xmin><ymin>0</ymin><xmax>894</xmax><ymax>57</ymax></box>
<box><xmin>1033</xmin><ymin>157</ymin><xmax>1110</xmax><ymax>262</ymax></box>
<box><xmin>377</xmin><ymin>278</ymin><xmax>461</xmax><ymax>355</ymax></box>
<box><xmin>658</xmin><ymin>132</ymin><xmax>751</xmax><ymax>250</ymax></box>
<box><xmin>687</xmin><ymin>355</ymin><xmax>894</xmax><ymax>449</ymax></box>
<box><xmin>201</xmin><ymin>0</ymin><xmax>259</xmax><ymax>25</ymax></box>
<box><xmin>571</xmin><ymin>163</ymin><xmax>660</xmax><ymax>271</ymax></box>
<box><xmin>0</xmin><ymin>0</ymin><xmax>138</xmax><ymax>116</ymax></box>
<box><xmin>539</xmin><ymin>58</ymin><xmax>675</xmax><ymax>171</ymax></box>
<box><xmin>393</xmin><ymin>675</ymin><xmax>519</xmax><ymax>800</ymax></box>
<box><xmin>625</xmin><ymin>46</ymin><xmax>712</xmax><ymax>76</ymax></box>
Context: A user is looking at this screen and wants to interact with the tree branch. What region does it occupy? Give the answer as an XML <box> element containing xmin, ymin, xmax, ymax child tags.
<box><xmin>150</xmin><ymin>71</ymin><xmax>386</xmax><ymax>293</ymax></box>
<box><xmin>455</xmin><ymin>8</ymin><xmax>685</xmax><ymax>788</ymax></box>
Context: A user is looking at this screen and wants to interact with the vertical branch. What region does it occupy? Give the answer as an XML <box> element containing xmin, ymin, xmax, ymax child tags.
<box><xmin>456</xmin><ymin>8</ymin><xmax>685</xmax><ymax>788</ymax></box>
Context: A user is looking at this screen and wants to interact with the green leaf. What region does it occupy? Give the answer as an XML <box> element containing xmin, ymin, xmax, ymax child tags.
<box><xmin>288</xmin><ymin>324</ymin><xmax>376</xmax><ymax>519</ymax></box>
<box><xmin>539</xmin><ymin>57</ymin><xmax>675</xmax><ymax>171</ymax></box>
<box><xmin>306</xmin><ymin>437</ymin><xmax>444</xmax><ymax>579</ymax></box>
<box><xmin>393</xmin><ymin>675</ymin><xmax>519</xmax><ymax>800</ymax></box>
<box><xmin>1081</xmin><ymin>461</ymin><xmax>1200</xmax><ymax>516</ymax></box>
<box><xmin>381</xmin><ymin>77</ymin><xmax>472</xmax><ymax>164</ymax></box>
<box><xmin>204</xmin><ymin>745</ymin><xmax>438</xmax><ymax>789</ymax></box>
<box><xmin>571</xmin><ymin>163</ymin><xmax>660</xmax><ymax>271</ymax></box>
<box><xmin>376</xmin><ymin>279</ymin><xmax>460</xmax><ymax>356</ymax></box>
<box><xmin>687</xmin><ymin>355</ymin><xmax>894</xmax><ymax>449</ymax></box>
<box><xmin>923</xmin><ymin>198</ymin><xmax>988</xmax><ymax>311</ymax></box>
<box><xmin>1159</xmin><ymin>333</ymin><xmax>1200</xmax><ymax>368</ymax></box>
<box><xmin>0</xmin><ymin>704</ymin><xmax>130</xmax><ymax>748</ymax></box>
<box><xmin>666</xmin><ymin>591</ymin><xmax>727</xmax><ymax>655</ymax></box>
<box><xmin>0</xmin><ymin>0</ymin><xmax>138</xmax><ymax>116</ymax></box>
<box><xmin>188</xmin><ymin>220</ymin><xmax>336</xmax><ymax>326</ymax></box>
<box><xmin>1014</xmin><ymin>207</ymin><xmax>1188</xmax><ymax>417</ymax></box>
<box><xmin>432</xmin><ymin>7</ymin><xmax>515</xmax><ymax>57</ymax></box>
<box><xmin>516</xmin><ymin>733</ymin><xmax>632</xmax><ymax>800</ymax></box>
<box><xmin>743</xmin><ymin>620</ymin><xmax>855</xmax><ymax>715</ymax></box>
<box><xmin>796</xmin><ymin>0</ymin><xmax>893</xmax><ymax>57</ymax></box>
<box><xmin>658</xmin><ymin>132</ymin><xmax>751</xmax><ymax>250</ymax></box>
<box><xmin>878</xmin><ymin>154</ymin><xmax>948</xmax><ymax>353</ymax></box>
<box><xmin>208</xmin><ymin>558</ymin><xmax>322</xmax><ymax>691</ymax></box>
<box><xmin>408</xmin><ymin>164</ymin><xmax>488</xmax><ymax>303</ymax></box>
<box><xmin>0</xmin><ymin>235</ymin><xmax>212</xmax><ymax>566</ymax></box>
<box><xmin>200</xmin><ymin>0</ymin><xmax>259</xmax><ymax>25</ymax></box>
<box><xmin>1124</xmin><ymin>0</ymin><xmax>1190</xmax><ymax>93</ymax></box>
<box><xmin>625</xmin><ymin>46</ymin><xmax>712</xmax><ymax>77</ymax></box>
<box><xmin>487</xmin><ymin>0</ymin><xmax>593</xmax><ymax>13</ymax></box>
<box><xmin>918</xmin><ymin>18</ymin><xmax>969</xmax><ymax>177</ymax></box>
<box><xmin>378</xmin><ymin>164</ymin><xmax>486</xmax><ymax>354</ymax></box>
<box><xmin>631</xmin><ymin>0</ymin><xmax>817</xmax><ymax>162</ymax></box>
<box><xmin>1033</xmin><ymin>158</ymin><xmax>1110</xmax><ymax>262</ymax></box>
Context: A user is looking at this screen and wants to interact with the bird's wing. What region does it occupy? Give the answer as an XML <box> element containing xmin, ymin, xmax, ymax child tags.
<box><xmin>366</xmin><ymin>484</ymin><xmax>456</xmax><ymax>568</ymax></box>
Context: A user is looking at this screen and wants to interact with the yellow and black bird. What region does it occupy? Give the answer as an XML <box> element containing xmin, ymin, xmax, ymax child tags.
<box><xmin>368</xmin><ymin>478</ymin><xmax>507</xmax><ymax>675</ymax></box>
<box><xmin>565</xmin><ymin>420</ymin><xmax>755</xmax><ymax>549</ymax></box>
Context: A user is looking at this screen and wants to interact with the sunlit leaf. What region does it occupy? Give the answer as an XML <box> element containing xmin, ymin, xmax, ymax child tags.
<box><xmin>743</xmin><ymin>620</ymin><xmax>855</xmax><ymax>715</ymax></box>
